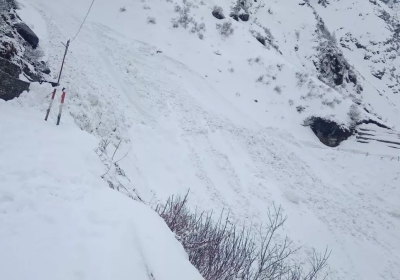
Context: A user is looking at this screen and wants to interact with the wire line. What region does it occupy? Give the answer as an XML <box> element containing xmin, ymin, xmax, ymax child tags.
<box><xmin>71</xmin><ymin>0</ymin><xmax>95</xmax><ymax>42</ymax></box>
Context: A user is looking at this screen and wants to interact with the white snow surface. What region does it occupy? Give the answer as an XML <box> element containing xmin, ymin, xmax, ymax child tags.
<box><xmin>1</xmin><ymin>0</ymin><xmax>400</xmax><ymax>279</ymax></box>
<box><xmin>0</xmin><ymin>89</ymin><xmax>203</xmax><ymax>280</ymax></box>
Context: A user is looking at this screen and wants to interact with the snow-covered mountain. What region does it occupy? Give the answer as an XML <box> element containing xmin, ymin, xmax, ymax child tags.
<box><xmin>1</xmin><ymin>0</ymin><xmax>399</xmax><ymax>279</ymax></box>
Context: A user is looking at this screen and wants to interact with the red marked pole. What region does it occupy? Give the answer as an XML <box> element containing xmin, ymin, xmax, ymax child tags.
<box><xmin>56</xmin><ymin>91</ymin><xmax>66</xmax><ymax>125</ymax></box>
<box><xmin>44</xmin><ymin>88</ymin><xmax>57</xmax><ymax>121</ymax></box>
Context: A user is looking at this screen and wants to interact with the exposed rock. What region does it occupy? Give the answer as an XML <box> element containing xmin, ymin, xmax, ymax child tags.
<box><xmin>305</xmin><ymin>116</ymin><xmax>353</xmax><ymax>147</ymax></box>
<box><xmin>230</xmin><ymin>13</ymin><xmax>239</xmax><ymax>21</ymax></box>
<box><xmin>0</xmin><ymin>69</ymin><xmax>29</xmax><ymax>101</ymax></box>
<box><xmin>0</xmin><ymin>56</ymin><xmax>20</xmax><ymax>78</ymax></box>
<box><xmin>14</xmin><ymin>22</ymin><xmax>39</xmax><ymax>48</ymax></box>
<box><xmin>212</xmin><ymin>7</ymin><xmax>225</xmax><ymax>20</ymax></box>
<box><xmin>239</xmin><ymin>13</ymin><xmax>249</xmax><ymax>21</ymax></box>
<box><xmin>371</xmin><ymin>69</ymin><xmax>385</xmax><ymax>79</ymax></box>
<box><xmin>0</xmin><ymin>40</ymin><xmax>18</xmax><ymax>59</ymax></box>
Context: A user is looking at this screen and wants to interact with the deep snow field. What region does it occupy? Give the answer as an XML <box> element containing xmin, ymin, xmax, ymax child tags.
<box><xmin>0</xmin><ymin>0</ymin><xmax>399</xmax><ymax>279</ymax></box>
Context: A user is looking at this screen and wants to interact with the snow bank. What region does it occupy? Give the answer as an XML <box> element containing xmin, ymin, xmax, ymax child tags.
<box><xmin>0</xmin><ymin>89</ymin><xmax>203</xmax><ymax>280</ymax></box>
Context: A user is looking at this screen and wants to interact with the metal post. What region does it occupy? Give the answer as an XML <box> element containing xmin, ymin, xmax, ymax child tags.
<box><xmin>56</xmin><ymin>90</ymin><xmax>66</xmax><ymax>125</ymax></box>
<box><xmin>44</xmin><ymin>88</ymin><xmax>57</xmax><ymax>121</ymax></box>
<box><xmin>57</xmin><ymin>40</ymin><xmax>70</xmax><ymax>85</ymax></box>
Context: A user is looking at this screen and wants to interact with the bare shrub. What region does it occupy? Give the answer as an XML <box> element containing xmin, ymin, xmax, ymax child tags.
<box><xmin>176</xmin><ymin>3</ymin><xmax>192</xmax><ymax>28</ymax></box>
<box><xmin>322</xmin><ymin>99</ymin><xmax>335</xmax><ymax>108</ymax></box>
<box><xmin>143</xmin><ymin>5</ymin><xmax>151</xmax><ymax>10</ymax></box>
<box><xmin>147</xmin><ymin>16</ymin><xmax>156</xmax><ymax>24</ymax></box>
<box><xmin>295</xmin><ymin>30</ymin><xmax>300</xmax><ymax>40</ymax></box>
<box><xmin>288</xmin><ymin>99</ymin><xmax>294</xmax><ymax>106</ymax></box>
<box><xmin>198</xmin><ymin>22</ymin><xmax>206</xmax><ymax>31</ymax></box>
<box><xmin>216</xmin><ymin>21</ymin><xmax>234</xmax><ymax>37</ymax></box>
<box><xmin>274</xmin><ymin>86</ymin><xmax>282</xmax><ymax>94</ymax></box>
<box><xmin>119</xmin><ymin>6</ymin><xmax>126</xmax><ymax>12</ymax></box>
<box><xmin>174</xmin><ymin>4</ymin><xmax>182</xmax><ymax>12</ymax></box>
<box><xmin>295</xmin><ymin>72</ymin><xmax>309</xmax><ymax>87</ymax></box>
<box><xmin>256</xmin><ymin>75</ymin><xmax>264</xmax><ymax>83</ymax></box>
<box><xmin>333</xmin><ymin>97</ymin><xmax>342</xmax><ymax>104</ymax></box>
<box><xmin>192</xmin><ymin>22</ymin><xmax>206</xmax><ymax>33</ymax></box>
<box><xmin>198</xmin><ymin>33</ymin><xmax>204</xmax><ymax>40</ymax></box>
<box><xmin>155</xmin><ymin>193</ymin><xmax>330</xmax><ymax>280</ymax></box>
<box><xmin>296</xmin><ymin>105</ymin><xmax>306</xmax><ymax>113</ymax></box>
<box><xmin>228</xmin><ymin>67</ymin><xmax>235</xmax><ymax>73</ymax></box>
<box><xmin>254</xmin><ymin>56</ymin><xmax>263</xmax><ymax>64</ymax></box>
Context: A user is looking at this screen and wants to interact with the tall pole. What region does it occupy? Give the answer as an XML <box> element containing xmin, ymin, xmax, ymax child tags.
<box><xmin>57</xmin><ymin>39</ymin><xmax>70</xmax><ymax>85</ymax></box>
<box><xmin>44</xmin><ymin>88</ymin><xmax>57</xmax><ymax>121</ymax></box>
<box><xmin>56</xmin><ymin>89</ymin><xmax>66</xmax><ymax>126</ymax></box>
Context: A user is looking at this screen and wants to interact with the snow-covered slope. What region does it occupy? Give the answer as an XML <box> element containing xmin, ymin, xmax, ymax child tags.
<box><xmin>1</xmin><ymin>0</ymin><xmax>400</xmax><ymax>279</ymax></box>
<box><xmin>0</xmin><ymin>88</ymin><xmax>203</xmax><ymax>280</ymax></box>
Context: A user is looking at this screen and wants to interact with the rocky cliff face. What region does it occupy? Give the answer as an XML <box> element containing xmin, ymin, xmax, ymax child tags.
<box><xmin>0</xmin><ymin>0</ymin><xmax>50</xmax><ymax>100</ymax></box>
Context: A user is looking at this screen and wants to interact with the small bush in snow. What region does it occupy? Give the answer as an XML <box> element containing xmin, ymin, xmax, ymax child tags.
<box><xmin>176</xmin><ymin>3</ymin><xmax>192</xmax><ymax>29</ymax></box>
<box><xmin>119</xmin><ymin>6</ymin><xmax>126</xmax><ymax>12</ymax></box>
<box><xmin>256</xmin><ymin>75</ymin><xmax>264</xmax><ymax>82</ymax></box>
<box><xmin>172</xmin><ymin>21</ymin><xmax>179</xmax><ymax>28</ymax></box>
<box><xmin>295</xmin><ymin>29</ymin><xmax>300</xmax><ymax>40</ymax></box>
<box><xmin>254</xmin><ymin>56</ymin><xmax>262</xmax><ymax>64</ymax></box>
<box><xmin>147</xmin><ymin>17</ymin><xmax>156</xmax><ymax>24</ymax></box>
<box><xmin>322</xmin><ymin>99</ymin><xmax>335</xmax><ymax>108</ymax></box>
<box><xmin>333</xmin><ymin>97</ymin><xmax>342</xmax><ymax>104</ymax></box>
<box><xmin>155</xmin><ymin>193</ymin><xmax>330</xmax><ymax>280</ymax></box>
<box><xmin>198</xmin><ymin>22</ymin><xmax>206</xmax><ymax>31</ymax></box>
<box><xmin>295</xmin><ymin>72</ymin><xmax>309</xmax><ymax>87</ymax></box>
<box><xmin>288</xmin><ymin>99</ymin><xmax>294</xmax><ymax>106</ymax></box>
<box><xmin>143</xmin><ymin>5</ymin><xmax>151</xmax><ymax>10</ymax></box>
<box><xmin>228</xmin><ymin>67</ymin><xmax>234</xmax><ymax>73</ymax></box>
<box><xmin>174</xmin><ymin>4</ymin><xmax>181</xmax><ymax>12</ymax></box>
<box><xmin>297</xmin><ymin>105</ymin><xmax>306</xmax><ymax>113</ymax></box>
<box><xmin>198</xmin><ymin>33</ymin><xmax>204</xmax><ymax>40</ymax></box>
<box><xmin>274</xmin><ymin>85</ymin><xmax>282</xmax><ymax>94</ymax></box>
<box><xmin>212</xmin><ymin>6</ymin><xmax>225</xmax><ymax>19</ymax></box>
<box><xmin>277</xmin><ymin>63</ymin><xmax>284</xmax><ymax>71</ymax></box>
<box><xmin>216</xmin><ymin>21</ymin><xmax>234</xmax><ymax>38</ymax></box>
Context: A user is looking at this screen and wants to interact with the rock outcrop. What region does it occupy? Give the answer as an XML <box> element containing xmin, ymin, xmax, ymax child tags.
<box><xmin>14</xmin><ymin>23</ymin><xmax>39</xmax><ymax>49</ymax></box>
<box><xmin>305</xmin><ymin>117</ymin><xmax>353</xmax><ymax>147</ymax></box>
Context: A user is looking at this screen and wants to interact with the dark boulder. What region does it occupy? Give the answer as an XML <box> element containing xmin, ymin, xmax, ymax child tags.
<box><xmin>239</xmin><ymin>13</ymin><xmax>249</xmax><ymax>21</ymax></box>
<box><xmin>0</xmin><ymin>69</ymin><xmax>30</xmax><ymax>101</ymax></box>
<box><xmin>305</xmin><ymin>117</ymin><xmax>353</xmax><ymax>147</ymax></box>
<box><xmin>230</xmin><ymin>13</ymin><xmax>239</xmax><ymax>21</ymax></box>
<box><xmin>14</xmin><ymin>23</ymin><xmax>39</xmax><ymax>48</ymax></box>
<box><xmin>0</xmin><ymin>56</ymin><xmax>21</xmax><ymax>78</ymax></box>
<box><xmin>212</xmin><ymin>7</ymin><xmax>225</xmax><ymax>20</ymax></box>
<box><xmin>255</xmin><ymin>35</ymin><xmax>266</xmax><ymax>46</ymax></box>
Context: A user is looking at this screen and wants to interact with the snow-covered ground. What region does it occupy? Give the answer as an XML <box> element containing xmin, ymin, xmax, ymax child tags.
<box><xmin>0</xmin><ymin>88</ymin><xmax>203</xmax><ymax>280</ymax></box>
<box><xmin>1</xmin><ymin>0</ymin><xmax>400</xmax><ymax>279</ymax></box>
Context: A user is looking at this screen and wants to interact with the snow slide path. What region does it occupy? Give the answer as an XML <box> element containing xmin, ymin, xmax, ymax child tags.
<box><xmin>0</xmin><ymin>97</ymin><xmax>203</xmax><ymax>280</ymax></box>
